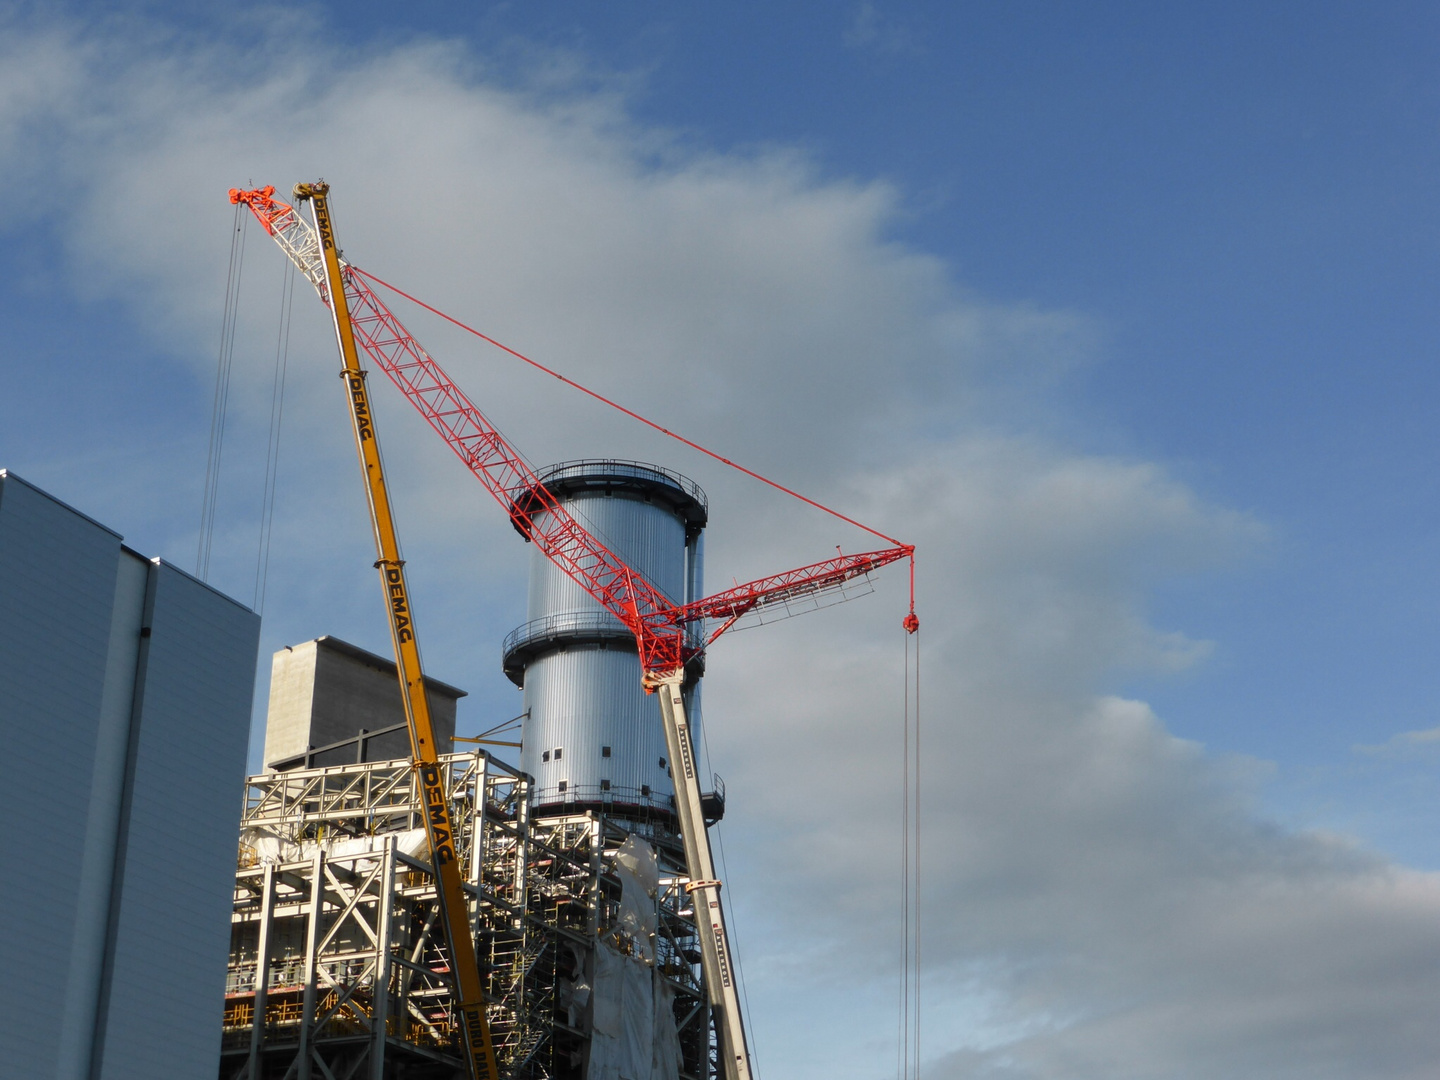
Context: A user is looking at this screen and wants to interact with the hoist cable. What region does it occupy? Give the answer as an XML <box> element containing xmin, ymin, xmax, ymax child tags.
<box><xmin>198</xmin><ymin>204</ymin><xmax>247</xmax><ymax>580</ymax></box>
<box><xmin>254</xmin><ymin>257</ymin><xmax>294</xmax><ymax>612</ymax></box>
<box><xmin>350</xmin><ymin>266</ymin><xmax>907</xmax><ymax>550</ymax></box>
<box><xmin>700</xmin><ymin>721</ymin><xmax>762</xmax><ymax>1080</ymax></box>
<box><xmin>898</xmin><ymin>628</ymin><xmax>911</xmax><ymax>1080</ymax></box>
<box><xmin>897</xmin><ymin>623</ymin><xmax>922</xmax><ymax>1080</ymax></box>
<box><xmin>913</xmin><ymin>623</ymin><xmax>922</xmax><ymax>1080</ymax></box>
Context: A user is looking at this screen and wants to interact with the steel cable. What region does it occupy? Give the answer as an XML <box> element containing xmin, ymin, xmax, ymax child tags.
<box><xmin>253</xmin><ymin>257</ymin><xmax>294</xmax><ymax>612</ymax></box>
<box><xmin>198</xmin><ymin>204</ymin><xmax>247</xmax><ymax>580</ymax></box>
<box><xmin>898</xmin><ymin>624</ymin><xmax>922</xmax><ymax>1080</ymax></box>
<box><xmin>350</xmin><ymin>266</ymin><xmax>909</xmax><ymax>550</ymax></box>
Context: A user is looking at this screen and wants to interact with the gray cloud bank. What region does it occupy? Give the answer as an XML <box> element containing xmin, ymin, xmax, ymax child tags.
<box><xmin>2</xmin><ymin>9</ymin><xmax>1437</xmax><ymax>1078</ymax></box>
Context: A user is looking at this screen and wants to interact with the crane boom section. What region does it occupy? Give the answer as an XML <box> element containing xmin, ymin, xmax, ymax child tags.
<box><xmin>294</xmin><ymin>182</ymin><xmax>499</xmax><ymax>1080</ymax></box>
<box><xmin>230</xmin><ymin>184</ymin><xmax>911</xmax><ymax>674</ymax></box>
<box><xmin>337</xmin><ymin>267</ymin><xmax>677</xmax><ymax>645</ymax></box>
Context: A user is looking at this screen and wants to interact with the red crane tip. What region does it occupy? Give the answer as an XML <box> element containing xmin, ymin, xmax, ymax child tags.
<box><xmin>903</xmin><ymin>612</ymin><xmax>919</xmax><ymax>634</ymax></box>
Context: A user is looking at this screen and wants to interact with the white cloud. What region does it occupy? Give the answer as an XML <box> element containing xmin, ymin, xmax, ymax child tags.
<box><xmin>2</xmin><ymin>11</ymin><xmax>1438</xmax><ymax>1079</ymax></box>
<box><xmin>707</xmin><ymin>446</ymin><xmax>1438</xmax><ymax>1078</ymax></box>
<box><xmin>1357</xmin><ymin>725</ymin><xmax>1440</xmax><ymax>757</ymax></box>
<box><xmin>844</xmin><ymin>2</ymin><xmax>924</xmax><ymax>58</ymax></box>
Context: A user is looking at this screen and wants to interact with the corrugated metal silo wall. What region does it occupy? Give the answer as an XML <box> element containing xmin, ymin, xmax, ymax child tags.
<box><xmin>521</xmin><ymin>489</ymin><xmax>702</xmax><ymax>811</ymax></box>
<box><xmin>526</xmin><ymin>491</ymin><xmax>688</xmax><ymax>619</ymax></box>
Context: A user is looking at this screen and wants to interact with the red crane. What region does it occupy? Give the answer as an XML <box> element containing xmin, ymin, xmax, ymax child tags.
<box><xmin>231</xmin><ymin>182</ymin><xmax>916</xmax><ymax>1080</ymax></box>
<box><xmin>229</xmin><ymin>184</ymin><xmax>914</xmax><ymax>675</ymax></box>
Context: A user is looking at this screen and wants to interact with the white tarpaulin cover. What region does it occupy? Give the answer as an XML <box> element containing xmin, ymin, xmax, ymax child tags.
<box><xmin>651</xmin><ymin>972</ymin><xmax>682</xmax><ymax>1080</ymax></box>
<box><xmin>239</xmin><ymin>825</ymin><xmax>430</xmax><ymax>866</ymax></box>
<box><xmin>586</xmin><ymin>837</ymin><xmax>681</xmax><ymax>1080</ymax></box>
<box><xmin>612</xmin><ymin>834</ymin><xmax>661</xmax><ymax>961</ymax></box>
<box><xmin>588</xmin><ymin>944</ymin><xmax>682</xmax><ymax>1080</ymax></box>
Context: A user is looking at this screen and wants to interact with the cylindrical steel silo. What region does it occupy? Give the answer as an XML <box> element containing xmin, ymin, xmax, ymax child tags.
<box><xmin>502</xmin><ymin>460</ymin><xmax>707</xmax><ymax>819</ymax></box>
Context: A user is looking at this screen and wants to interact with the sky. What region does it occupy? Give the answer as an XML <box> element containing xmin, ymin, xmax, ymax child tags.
<box><xmin>1</xmin><ymin>2</ymin><xmax>1439</xmax><ymax>1077</ymax></box>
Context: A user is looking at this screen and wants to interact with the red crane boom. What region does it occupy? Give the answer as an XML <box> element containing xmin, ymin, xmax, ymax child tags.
<box><xmin>230</xmin><ymin>185</ymin><xmax>915</xmax><ymax>676</ymax></box>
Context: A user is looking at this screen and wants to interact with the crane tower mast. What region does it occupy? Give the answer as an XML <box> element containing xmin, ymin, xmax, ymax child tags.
<box><xmin>230</xmin><ymin>180</ymin><xmax>915</xmax><ymax>1080</ymax></box>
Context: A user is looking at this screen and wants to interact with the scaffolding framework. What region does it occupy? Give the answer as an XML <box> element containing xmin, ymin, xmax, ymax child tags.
<box><xmin>221</xmin><ymin>751</ymin><xmax>713</xmax><ymax>1080</ymax></box>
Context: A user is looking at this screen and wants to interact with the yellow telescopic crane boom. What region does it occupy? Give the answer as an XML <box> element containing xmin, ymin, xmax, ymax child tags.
<box><xmin>294</xmin><ymin>182</ymin><xmax>499</xmax><ymax>1080</ymax></box>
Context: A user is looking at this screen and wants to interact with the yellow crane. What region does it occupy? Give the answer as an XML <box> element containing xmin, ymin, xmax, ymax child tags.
<box><xmin>293</xmin><ymin>181</ymin><xmax>499</xmax><ymax>1080</ymax></box>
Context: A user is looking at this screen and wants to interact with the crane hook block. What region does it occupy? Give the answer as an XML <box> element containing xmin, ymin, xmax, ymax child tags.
<box><xmin>903</xmin><ymin>612</ymin><xmax>919</xmax><ymax>634</ymax></box>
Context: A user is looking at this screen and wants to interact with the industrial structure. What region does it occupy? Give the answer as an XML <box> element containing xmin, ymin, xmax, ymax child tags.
<box><xmin>220</xmin><ymin>181</ymin><xmax>916</xmax><ymax>1080</ymax></box>
<box><xmin>0</xmin><ymin>469</ymin><xmax>260</xmax><ymax>1080</ymax></box>
<box><xmin>263</xmin><ymin>635</ymin><xmax>463</xmax><ymax>770</ymax></box>
<box><xmin>221</xmin><ymin>740</ymin><xmax>712</xmax><ymax>1080</ymax></box>
<box><xmin>221</xmin><ymin>460</ymin><xmax>718</xmax><ymax>1080</ymax></box>
<box><xmin>504</xmin><ymin>460</ymin><xmax>710</xmax><ymax>818</ymax></box>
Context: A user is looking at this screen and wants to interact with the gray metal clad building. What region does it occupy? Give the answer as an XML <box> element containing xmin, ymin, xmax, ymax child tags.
<box><xmin>0</xmin><ymin>470</ymin><xmax>260</xmax><ymax>1080</ymax></box>
<box><xmin>502</xmin><ymin>460</ymin><xmax>707</xmax><ymax>817</ymax></box>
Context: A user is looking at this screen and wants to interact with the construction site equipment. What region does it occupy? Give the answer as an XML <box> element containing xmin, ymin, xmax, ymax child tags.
<box><xmin>266</xmin><ymin>181</ymin><xmax>495</xmax><ymax>1080</ymax></box>
<box><xmin>230</xmin><ymin>180</ymin><xmax>916</xmax><ymax>1080</ymax></box>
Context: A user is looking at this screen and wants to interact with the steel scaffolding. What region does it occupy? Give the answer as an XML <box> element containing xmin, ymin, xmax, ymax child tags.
<box><xmin>220</xmin><ymin>751</ymin><xmax>713</xmax><ymax>1080</ymax></box>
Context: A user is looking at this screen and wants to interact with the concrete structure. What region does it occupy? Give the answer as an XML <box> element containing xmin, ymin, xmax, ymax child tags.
<box><xmin>502</xmin><ymin>461</ymin><xmax>707</xmax><ymax>818</ymax></box>
<box><xmin>262</xmin><ymin>636</ymin><xmax>463</xmax><ymax>770</ymax></box>
<box><xmin>0</xmin><ymin>469</ymin><xmax>260</xmax><ymax>1080</ymax></box>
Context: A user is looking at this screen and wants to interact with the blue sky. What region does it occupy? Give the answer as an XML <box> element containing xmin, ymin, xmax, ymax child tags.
<box><xmin>3</xmin><ymin>3</ymin><xmax>1439</xmax><ymax>1076</ymax></box>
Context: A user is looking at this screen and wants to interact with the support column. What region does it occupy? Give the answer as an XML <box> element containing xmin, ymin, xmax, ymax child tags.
<box><xmin>297</xmin><ymin>850</ymin><xmax>325</xmax><ymax>1080</ymax></box>
<box><xmin>371</xmin><ymin>838</ymin><xmax>396</xmax><ymax>1080</ymax></box>
<box><xmin>247</xmin><ymin>863</ymin><xmax>276</xmax><ymax>1078</ymax></box>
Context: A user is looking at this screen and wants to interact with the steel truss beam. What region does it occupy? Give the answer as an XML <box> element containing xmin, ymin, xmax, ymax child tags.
<box><xmin>222</xmin><ymin>752</ymin><xmax>711</xmax><ymax>1080</ymax></box>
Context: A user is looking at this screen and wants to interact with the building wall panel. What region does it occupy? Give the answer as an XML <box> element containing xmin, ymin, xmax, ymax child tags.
<box><xmin>56</xmin><ymin>550</ymin><xmax>149</xmax><ymax>1080</ymax></box>
<box><xmin>521</xmin><ymin>644</ymin><xmax>672</xmax><ymax>808</ymax></box>
<box><xmin>0</xmin><ymin>472</ymin><xmax>262</xmax><ymax>1080</ymax></box>
<box><xmin>93</xmin><ymin>561</ymin><xmax>260</xmax><ymax>1080</ymax></box>
<box><xmin>0</xmin><ymin>472</ymin><xmax>121</xmax><ymax>1078</ymax></box>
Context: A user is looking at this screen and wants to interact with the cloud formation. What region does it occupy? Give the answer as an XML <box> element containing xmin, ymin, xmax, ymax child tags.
<box><xmin>2</xmin><ymin>10</ymin><xmax>1437</xmax><ymax>1078</ymax></box>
